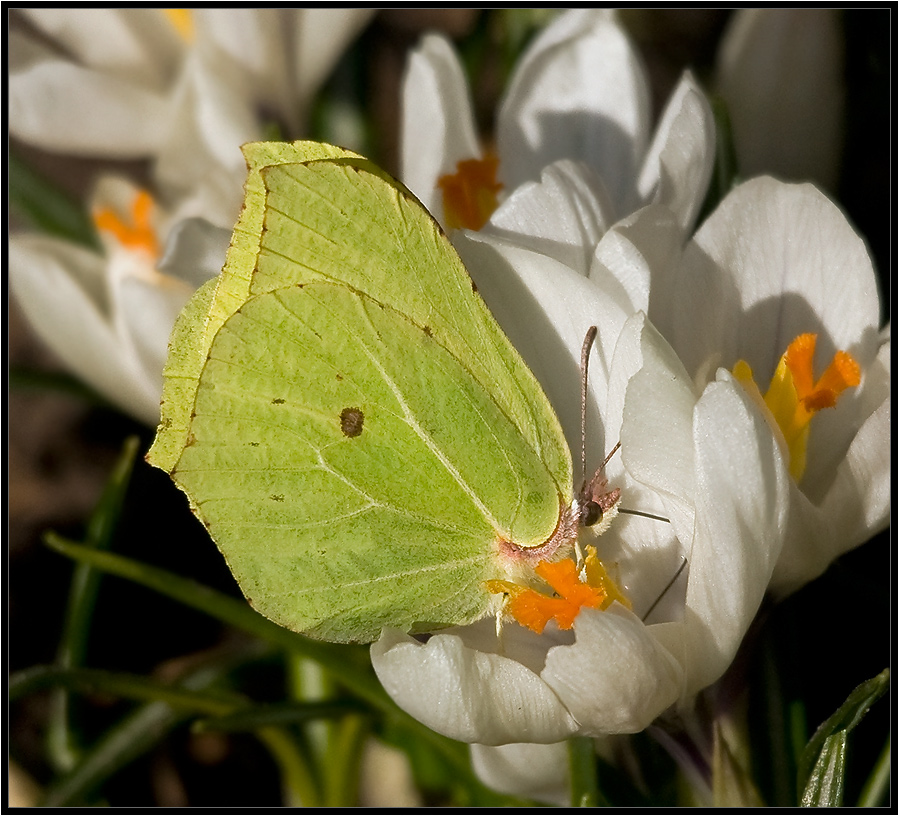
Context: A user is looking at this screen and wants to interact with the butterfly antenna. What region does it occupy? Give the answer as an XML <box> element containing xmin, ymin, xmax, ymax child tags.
<box><xmin>641</xmin><ymin>557</ymin><xmax>687</xmax><ymax>622</ymax></box>
<box><xmin>580</xmin><ymin>326</ymin><xmax>598</xmax><ymax>489</ymax></box>
<box><xmin>619</xmin><ymin>507</ymin><xmax>670</xmax><ymax>523</ymax></box>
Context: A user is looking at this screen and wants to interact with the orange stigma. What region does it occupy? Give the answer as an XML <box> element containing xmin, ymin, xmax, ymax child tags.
<box><xmin>437</xmin><ymin>155</ymin><xmax>503</xmax><ymax>231</ymax></box>
<box><xmin>733</xmin><ymin>333</ymin><xmax>861</xmax><ymax>481</ymax></box>
<box><xmin>93</xmin><ymin>189</ymin><xmax>160</xmax><ymax>258</ymax></box>
<box><xmin>486</xmin><ymin>547</ymin><xmax>630</xmax><ymax>634</ymax></box>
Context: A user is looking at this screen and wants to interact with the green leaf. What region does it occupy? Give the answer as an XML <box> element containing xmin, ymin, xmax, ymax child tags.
<box><xmin>193</xmin><ymin>700</ymin><xmax>367</xmax><ymax>732</ymax></box>
<box><xmin>9</xmin><ymin>152</ymin><xmax>100</xmax><ymax>249</ymax></box>
<box><xmin>802</xmin><ymin>731</ymin><xmax>848</xmax><ymax>807</ymax></box>
<box><xmin>48</xmin><ymin>436</ymin><xmax>140</xmax><ymax>772</ymax></box>
<box><xmin>42</xmin><ymin>533</ymin><xmax>377</xmax><ymax>698</ymax></box>
<box><xmin>32</xmin><ymin>660</ymin><xmax>240</xmax><ymax>806</ymax></box>
<box><xmin>11</xmin><ymin>665</ymin><xmax>243</xmax><ymax>714</ymax></box>
<box><xmin>857</xmin><ymin>735</ymin><xmax>890</xmax><ymax>807</ymax></box>
<box><xmin>13</xmin><ymin>659</ymin><xmax>320</xmax><ymax>807</ymax></box>
<box><xmin>798</xmin><ymin>668</ymin><xmax>889</xmax><ymax>807</ymax></box>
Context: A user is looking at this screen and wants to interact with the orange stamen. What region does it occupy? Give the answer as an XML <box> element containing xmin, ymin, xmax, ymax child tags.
<box><xmin>437</xmin><ymin>155</ymin><xmax>503</xmax><ymax>231</ymax></box>
<box><xmin>93</xmin><ymin>189</ymin><xmax>160</xmax><ymax>258</ymax></box>
<box><xmin>785</xmin><ymin>334</ymin><xmax>860</xmax><ymax>418</ymax></box>
<box><xmin>485</xmin><ymin>547</ymin><xmax>629</xmax><ymax>634</ymax></box>
<box><xmin>733</xmin><ymin>333</ymin><xmax>861</xmax><ymax>481</ymax></box>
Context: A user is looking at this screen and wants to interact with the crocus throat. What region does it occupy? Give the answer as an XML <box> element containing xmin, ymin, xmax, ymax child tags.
<box><xmin>164</xmin><ymin>9</ymin><xmax>195</xmax><ymax>42</ymax></box>
<box><xmin>485</xmin><ymin>546</ymin><xmax>631</xmax><ymax>634</ymax></box>
<box><xmin>733</xmin><ymin>333</ymin><xmax>861</xmax><ymax>481</ymax></box>
<box><xmin>93</xmin><ymin>189</ymin><xmax>161</xmax><ymax>259</ymax></box>
<box><xmin>437</xmin><ymin>155</ymin><xmax>503</xmax><ymax>231</ymax></box>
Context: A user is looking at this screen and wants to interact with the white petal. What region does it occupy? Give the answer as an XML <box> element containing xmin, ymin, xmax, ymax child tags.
<box><xmin>620</xmin><ymin>316</ymin><xmax>699</xmax><ymax>544</ymax></box>
<box><xmin>153</xmin><ymin>50</ymin><xmax>260</xmax><ymax>220</ymax></box>
<box><xmin>636</xmin><ymin>71</ymin><xmax>716</xmax><ymax>232</ymax></box>
<box><xmin>9</xmin><ymin>31</ymin><xmax>169</xmax><ymax>156</ymax></box>
<box><xmin>601</xmin><ymin>315</ymin><xmax>692</xmax><ymax>616</ymax></box>
<box><xmin>20</xmin><ymin>8</ymin><xmax>182</xmax><ymax>86</ymax></box>
<box><xmin>115</xmin><ymin>272</ymin><xmax>194</xmax><ymax>421</ymax></box>
<box><xmin>400</xmin><ymin>34</ymin><xmax>481</xmax><ymax>218</ymax></box>
<box><xmin>498</xmin><ymin>10</ymin><xmax>651</xmax><ymax>216</ymax></box>
<box><xmin>197</xmin><ymin>9</ymin><xmax>311</xmax><ymax>132</ymax></box>
<box><xmin>293</xmin><ymin>9</ymin><xmax>374</xmax><ymax>107</ymax></box>
<box><xmin>470</xmin><ymin>742</ymin><xmax>569</xmax><ymax>806</ymax></box>
<box><xmin>455</xmin><ymin>232</ymin><xmax>626</xmax><ymax>455</ymax></box>
<box><xmin>158</xmin><ymin>218</ymin><xmax>232</xmax><ymax>289</ymax></box>
<box><xmin>371</xmin><ymin>628</ymin><xmax>578</xmax><ymax>745</ymax></box>
<box><xmin>716</xmin><ymin>9</ymin><xmax>844</xmax><ymax>190</ymax></box>
<box><xmin>541</xmin><ymin>605</ymin><xmax>682</xmax><ymax>734</ymax></box>
<box><xmin>680</xmin><ymin>372</ymin><xmax>790</xmax><ymax>696</ymax></box>
<box><xmin>592</xmin><ymin>202</ymin><xmax>683</xmax><ymax>320</ymax></box>
<box><xmin>485</xmin><ymin>159</ymin><xmax>615</xmax><ymax>277</ymax></box>
<box><xmin>10</xmin><ymin>235</ymin><xmax>159</xmax><ymax>422</ymax></box>
<box><xmin>663</xmin><ymin>177</ymin><xmax>882</xmax><ymax>383</ymax></box>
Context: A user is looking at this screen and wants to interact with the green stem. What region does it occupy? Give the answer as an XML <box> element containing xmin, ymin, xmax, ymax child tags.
<box><xmin>257</xmin><ymin>726</ymin><xmax>320</xmax><ymax>808</ymax></box>
<box><xmin>48</xmin><ymin>437</ymin><xmax>140</xmax><ymax>772</ymax></box>
<box><xmin>568</xmin><ymin>736</ymin><xmax>604</xmax><ymax>807</ymax></box>
<box><xmin>324</xmin><ymin>715</ymin><xmax>370</xmax><ymax>807</ymax></box>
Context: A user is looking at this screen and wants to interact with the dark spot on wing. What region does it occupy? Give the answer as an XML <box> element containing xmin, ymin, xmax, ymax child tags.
<box><xmin>272</xmin><ymin>398</ymin><xmax>285</xmax><ymax>404</ymax></box>
<box><xmin>422</xmin><ymin>325</ymin><xmax>432</xmax><ymax>337</ymax></box>
<box><xmin>270</xmin><ymin>494</ymin><xmax>284</xmax><ymax>502</ymax></box>
<box><xmin>340</xmin><ymin>407</ymin><xmax>364</xmax><ymax>438</ymax></box>
<box><xmin>335</xmin><ymin>373</ymin><xmax>343</xmax><ymax>381</ymax></box>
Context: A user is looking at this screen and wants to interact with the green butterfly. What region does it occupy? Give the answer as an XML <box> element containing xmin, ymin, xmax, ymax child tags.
<box><xmin>149</xmin><ymin>141</ymin><xmax>603</xmax><ymax>644</ymax></box>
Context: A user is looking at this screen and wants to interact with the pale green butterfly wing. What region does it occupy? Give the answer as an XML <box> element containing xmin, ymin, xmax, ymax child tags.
<box><xmin>175</xmin><ymin>283</ymin><xmax>567</xmax><ymax>641</ymax></box>
<box><xmin>152</xmin><ymin>141</ymin><xmax>364</xmax><ymax>472</ymax></box>
<box><xmin>149</xmin><ymin>143</ymin><xmax>574</xmax><ymax>643</ymax></box>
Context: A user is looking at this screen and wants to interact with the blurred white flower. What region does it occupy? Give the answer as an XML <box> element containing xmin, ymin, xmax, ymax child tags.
<box><xmin>10</xmin><ymin>9</ymin><xmax>373</xmax><ymax>224</ymax></box>
<box><xmin>715</xmin><ymin>9</ymin><xmax>845</xmax><ymax>189</ymax></box>
<box><xmin>10</xmin><ymin>178</ymin><xmax>230</xmax><ymax>425</ymax></box>
<box><xmin>401</xmin><ymin>8</ymin><xmax>715</xmax><ymax>235</ymax></box>
<box><xmin>10</xmin><ymin>8</ymin><xmax>372</xmax><ymax>157</ymax></box>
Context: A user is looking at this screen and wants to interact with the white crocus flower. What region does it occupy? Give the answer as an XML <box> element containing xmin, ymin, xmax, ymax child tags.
<box><xmin>10</xmin><ymin>9</ymin><xmax>372</xmax><ymax>161</ymax></box>
<box><xmin>371</xmin><ymin>167</ymin><xmax>886</xmax><ymax>802</ymax></box>
<box><xmin>646</xmin><ymin>176</ymin><xmax>889</xmax><ymax>596</ymax></box>
<box><xmin>715</xmin><ymin>9</ymin><xmax>845</xmax><ymax>190</ymax></box>
<box><xmin>371</xmin><ymin>211</ymin><xmax>791</xmax><ymax>764</ymax></box>
<box><xmin>401</xmin><ymin>8</ymin><xmax>714</xmax><ymax>236</ymax></box>
<box><xmin>10</xmin><ymin>178</ymin><xmax>229</xmax><ymax>426</ymax></box>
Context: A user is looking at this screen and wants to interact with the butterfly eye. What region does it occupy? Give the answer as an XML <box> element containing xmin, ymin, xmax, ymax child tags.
<box><xmin>581</xmin><ymin>501</ymin><xmax>603</xmax><ymax>527</ymax></box>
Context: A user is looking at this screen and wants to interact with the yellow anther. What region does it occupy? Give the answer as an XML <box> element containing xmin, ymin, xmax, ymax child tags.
<box><xmin>163</xmin><ymin>9</ymin><xmax>195</xmax><ymax>43</ymax></box>
<box><xmin>437</xmin><ymin>155</ymin><xmax>503</xmax><ymax>231</ymax></box>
